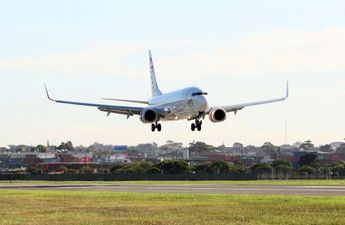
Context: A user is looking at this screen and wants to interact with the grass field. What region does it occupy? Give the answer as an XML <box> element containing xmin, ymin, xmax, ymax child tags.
<box><xmin>1</xmin><ymin>179</ymin><xmax>345</xmax><ymax>185</ymax></box>
<box><xmin>1</xmin><ymin>190</ymin><xmax>345</xmax><ymax>225</ymax></box>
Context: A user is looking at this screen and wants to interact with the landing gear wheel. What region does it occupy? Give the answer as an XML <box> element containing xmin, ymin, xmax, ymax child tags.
<box><xmin>194</xmin><ymin>120</ymin><xmax>202</xmax><ymax>131</ymax></box>
<box><xmin>191</xmin><ymin>123</ymin><xmax>196</xmax><ymax>131</ymax></box>
<box><xmin>157</xmin><ymin>123</ymin><xmax>162</xmax><ymax>132</ymax></box>
<box><xmin>197</xmin><ymin>123</ymin><xmax>202</xmax><ymax>131</ymax></box>
<box><xmin>151</xmin><ymin>122</ymin><xmax>162</xmax><ymax>132</ymax></box>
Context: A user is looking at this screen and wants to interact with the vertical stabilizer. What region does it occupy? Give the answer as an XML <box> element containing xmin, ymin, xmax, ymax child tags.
<box><xmin>149</xmin><ymin>50</ymin><xmax>163</xmax><ymax>96</ymax></box>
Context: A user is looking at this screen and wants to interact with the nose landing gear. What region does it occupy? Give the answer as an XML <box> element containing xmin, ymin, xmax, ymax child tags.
<box><xmin>151</xmin><ymin>122</ymin><xmax>162</xmax><ymax>132</ymax></box>
<box><xmin>191</xmin><ymin>119</ymin><xmax>202</xmax><ymax>131</ymax></box>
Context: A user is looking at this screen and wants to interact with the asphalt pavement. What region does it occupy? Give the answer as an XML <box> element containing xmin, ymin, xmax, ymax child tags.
<box><xmin>1</xmin><ymin>183</ymin><xmax>345</xmax><ymax>196</ymax></box>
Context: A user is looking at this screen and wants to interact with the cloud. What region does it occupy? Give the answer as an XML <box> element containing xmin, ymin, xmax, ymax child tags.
<box><xmin>158</xmin><ymin>28</ymin><xmax>345</xmax><ymax>78</ymax></box>
<box><xmin>0</xmin><ymin>28</ymin><xmax>344</xmax><ymax>78</ymax></box>
<box><xmin>0</xmin><ymin>42</ymin><xmax>148</xmax><ymax>77</ymax></box>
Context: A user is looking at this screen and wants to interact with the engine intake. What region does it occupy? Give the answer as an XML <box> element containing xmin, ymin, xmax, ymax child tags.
<box><xmin>209</xmin><ymin>108</ymin><xmax>226</xmax><ymax>123</ymax></box>
<box><xmin>140</xmin><ymin>108</ymin><xmax>158</xmax><ymax>123</ymax></box>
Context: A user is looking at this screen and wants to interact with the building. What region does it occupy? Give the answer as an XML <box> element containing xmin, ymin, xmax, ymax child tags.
<box><xmin>233</xmin><ymin>142</ymin><xmax>244</xmax><ymax>154</ymax></box>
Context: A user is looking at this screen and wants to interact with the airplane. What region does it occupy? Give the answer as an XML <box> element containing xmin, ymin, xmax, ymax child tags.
<box><xmin>45</xmin><ymin>50</ymin><xmax>289</xmax><ymax>132</ymax></box>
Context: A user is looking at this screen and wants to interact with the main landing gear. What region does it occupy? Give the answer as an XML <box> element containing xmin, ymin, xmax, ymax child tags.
<box><xmin>151</xmin><ymin>122</ymin><xmax>162</xmax><ymax>132</ymax></box>
<box><xmin>191</xmin><ymin>119</ymin><xmax>202</xmax><ymax>131</ymax></box>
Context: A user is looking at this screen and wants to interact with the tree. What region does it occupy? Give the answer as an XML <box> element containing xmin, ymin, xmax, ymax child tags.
<box><xmin>271</xmin><ymin>160</ymin><xmax>292</xmax><ymax>178</ymax></box>
<box><xmin>274</xmin><ymin>164</ymin><xmax>292</xmax><ymax>173</ymax></box>
<box><xmin>113</xmin><ymin>168</ymin><xmax>131</xmax><ymax>174</ymax></box>
<box><xmin>57</xmin><ymin>165</ymin><xmax>68</xmax><ymax>173</ymax></box>
<box><xmin>135</xmin><ymin>161</ymin><xmax>153</xmax><ymax>170</ymax></box>
<box><xmin>272</xmin><ymin>160</ymin><xmax>292</xmax><ymax>168</ymax></box>
<box><xmin>147</xmin><ymin>167</ymin><xmax>160</xmax><ymax>174</ymax></box>
<box><xmin>330</xmin><ymin>161</ymin><xmax>345</xmax><ymax>177</ymax></box>
<box><xmin>36</xmin><ymin>145</ymin><xmax>47</xmax><ymax>153</ymax></box>
<box><xmin>299</xmin><ymin>165</ymin><xmax>316</xmax><ymax>176</ymax></box>
<box><xmin>320</xmin><ymin>164</ymin><xmax>333</xmax><ymax>178</ymax></box>
<box><xmin>260</xmin><ymin>142</ymin><xmax>276</xmax><ymax>155</ymax></box>
<box><xmin>251</xmin><ymin>163</ymin><xmax>272</xmax><ymax>172</ymax></box>
<box><xmin>319</xmin><ymin>144</ymin><xmax>333</xmax><ymax>153</ymax></box>
<box><xmin>298</xmin><ymin>153</ymin><xmax>318</xmax><ymax>167</ymax></box>
<box><xmin>110</xmin><ymin>164</ymin><xmax>124</xmax><ymax>173</ymax></box>
<box><xmin>160</xmin><ymin>140</ymin><xmax>183</xmax><ymax>151</ymax></box>
<box><xmin>229</xmin><ymin>164</ymin><xmax>246</xmax><ymax>173</ymax></box>
<box><xmin>188</xmin><ymin>142</ymin><xmax>213</xmax><ymax>153</ymax></box>
<box><xmin>300</xmin><ymin>140</ymin><xmax>315</xmax><ymax>151</ymax></box>
<box><xmin>207</xmin><ymin>161</ymin><xmax>230</xmax><ymax>174</ymax></box>
<box><xmin>331</xmin><ymin>164</ymin><xmax>345</xmax><ymax>174</ymax></box>
<box><xmin>251</xmin><ymin>163</ymin><xmax>272</xmax><ymax>178</ymax></box>
<box><xmin>26</xmin><ymin>165</ymin><xmax>44</xmax><ymax>175</ymax></box>
<box><xmin>128</xmin><ymin>161</ymin><xmax>154</xmax><ymax>173</ymax></box>
<box><xmin>193</xmin><ymin>161</ymin><xmax>238</xmax><ymax>174</ymax></box>
<box><xmin>157</xmin><ymin>160</ymin><xmax>189</xmax><ymax>174</ymax></box>
<box><xmin>81</xmin><ymin>166</ymin><xmax>94</xmax><ymax>174</ymax></box>
<box><xmin>57</xmin><ymin>141</ymin><xmax>74</xmax><ymax>151</ymax></box>
<box><xmin>66</xmin><ymin>168</ymin><xmax>77</xmax><ymax>174</ymax></box>
<box><xmin>126</xmin><ymin>165</ymin><xmax>148</xmax><ymax>174</ymax></box>
<box><xmin>193</xmin><ymin>163</ymin><xmax>210</xmax><ymax>174</ymax></box>
<box><xmin>112</xmin><ymin>161</ymin><xmax>155</xmax><ymax>174</ymax></box>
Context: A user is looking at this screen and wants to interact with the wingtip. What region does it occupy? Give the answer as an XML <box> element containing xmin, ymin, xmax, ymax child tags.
<box><xmin>285</xmin><ymin>81</ymin><xmax>289</xmax><ymax>99</ymax></box>
<box><xmin>44</xmin><ymin>83</ymin><xmax>54</xmax><ymax>101</ymax></box>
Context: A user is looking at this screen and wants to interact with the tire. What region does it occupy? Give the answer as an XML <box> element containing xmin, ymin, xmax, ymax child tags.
<box><xmin>151</xmin><ymin>124</ymin><xmax>156</xmax><ymax>132</ymax></box>
<box><xmin>191</xmin><ymin>123</ymin><xmax>196</xmax><ymax>131</ymax></box>
<box><xmin>157</xmin><ymin>123</ymin><xmax>162</xmax><ymax>132</ymax></box>
<box><xmin>197</xmin><ymin>123</ymin><xmax>202</xmax><ymax>131</ymax></box>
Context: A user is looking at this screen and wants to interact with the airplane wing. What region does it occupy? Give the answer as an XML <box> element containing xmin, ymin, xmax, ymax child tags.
<box><xmin>44</xmin><ymin>84</ymin><xmax>167</xmax><ymax>117</ymax></box>
<box><xmin>101</xmin><ymin>98</ymin><xmax>149</xmax><ymax>104</ymax></box>
<box><xmin>208</xmin><ymin>82</ymin><xmax>289</xmax><ymax>114</ymax></box>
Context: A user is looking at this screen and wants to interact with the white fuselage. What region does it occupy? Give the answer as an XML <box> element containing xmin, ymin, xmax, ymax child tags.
<box><xmin>148</xmin><ymin>87</ymin><xmax>208</xmax><ymax>121</ymax></box>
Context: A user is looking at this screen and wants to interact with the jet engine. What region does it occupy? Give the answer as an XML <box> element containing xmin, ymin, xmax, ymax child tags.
<box><xmin>208</xmin><ymin>107</ymin><xmax>227</xmax><ymax>123</ymax></box>
<box><xmin>140</xmin><ymin>108</ymin><xmax>158</xmax><ymax>123</ymax></box>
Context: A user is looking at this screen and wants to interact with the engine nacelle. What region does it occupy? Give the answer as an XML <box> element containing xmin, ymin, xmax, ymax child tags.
<box><xmin>140</xmin><ymin>108</ymin><xmax>158</xmax><ymax>123</ymax></box>
<box><xmin>208</xmin><ymin>107</ymin><xmax>227</xmax><ymax>123</ymax></box>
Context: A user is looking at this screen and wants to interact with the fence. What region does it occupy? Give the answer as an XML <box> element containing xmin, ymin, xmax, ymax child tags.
<box><xmin>0</xmin><ymin>173</ymin><xmax>257</xmax><ymax>181</ymax></box>
<box><xmin>256</xmin><ymin>170</ymin><xmax>345</xmax><ymax>179</ymax></box>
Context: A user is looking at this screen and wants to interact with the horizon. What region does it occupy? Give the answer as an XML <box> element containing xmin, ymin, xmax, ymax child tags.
<box><xmin>2</xmin><ymin>139</ymin><xmax>344</xmax><ymax>149</ymax></box>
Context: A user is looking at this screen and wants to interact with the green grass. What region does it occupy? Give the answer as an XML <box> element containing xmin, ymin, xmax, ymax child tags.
<box><xmin>0</xmin><ymin>190</ymin><xmax>345</xmax><ymax>225</ymax></box>
<box><xmin>1</xmin><ymin>179</ymin><xmax>345</xmax><ymax>185</ymax></box>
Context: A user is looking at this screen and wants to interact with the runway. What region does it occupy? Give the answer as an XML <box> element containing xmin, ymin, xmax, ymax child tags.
<box><xmin>1</xmin><ymin>183</ymin><xmax>345</xmax><ymax>196</ymax></box>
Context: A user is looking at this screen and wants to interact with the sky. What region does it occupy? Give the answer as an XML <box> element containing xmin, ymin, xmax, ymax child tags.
<box><xmin>0</xmin><ymin>0</ymin><xmax>345</xmax><ymax>147</ymax></box>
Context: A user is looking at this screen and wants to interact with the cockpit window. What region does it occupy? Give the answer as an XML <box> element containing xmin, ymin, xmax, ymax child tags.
<box><xmin>192</xmin><ymin>92</ymin><xmax>208</xmax><ymax>96</ymax></box>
